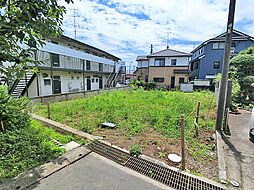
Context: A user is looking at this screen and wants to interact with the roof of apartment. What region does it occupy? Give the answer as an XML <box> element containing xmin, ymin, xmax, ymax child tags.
<box><xmin>136</xmin><ymin>55</ymin><xmax>148</xmax><ymax>61</ymax></box>
<box><xmin>191</xmin><ymin>29</ymin><xmax>254</xmax><ymax>53</ymax></box>
<box><xmin>148</xmin><ymin>48</ymin><xmax>191</xmax><ymax>57</ymax></box>
<box><xmin>50</xmin><ymin>35</ymin><xmax>121</xmax><ymax>61</ymax></box>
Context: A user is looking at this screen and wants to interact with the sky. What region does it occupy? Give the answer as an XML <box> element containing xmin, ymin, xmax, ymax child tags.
<box><xmin>59</xmin><ymin>0</ymin><xmax>254</xmax><ymax>69</ymax></box>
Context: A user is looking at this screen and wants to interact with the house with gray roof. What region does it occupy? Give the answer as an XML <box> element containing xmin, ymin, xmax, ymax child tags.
<box><xmin>135</xmin><ymin>47</ymin><xmax>191</xmax><ymax>88</ymax></box>
<box><xmin>189</xmin><ymin>29</ymin><xmax>254</xmax><ymax>81</ymax></box>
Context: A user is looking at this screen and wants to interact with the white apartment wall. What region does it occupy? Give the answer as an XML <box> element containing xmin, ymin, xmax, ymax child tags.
<box><xmin>149</xmin><ymin>57</ymin><xmax>189</xmax><ymax>66</ymax></box>
<box><xmin>28</xmin><ymin>70</ymin><xmax>108</xmax><ymax>97</ymax></box>
<box><xmin>27</xmin><ymin>77</ymin><xmax>38</xmax><ymax>97</ymax></box>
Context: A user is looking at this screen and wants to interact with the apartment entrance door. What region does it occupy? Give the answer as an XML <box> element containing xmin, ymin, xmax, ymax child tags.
<box><xmin>87</xmin><ymin>77</ymin><xmax>91</xmax><ymax>90</ymax></box>
<box><xmin>171</xmin><ymin>76</ymin><xmax>175</xmax><ymax>88</ymax></box>
<box><xmin>53</xmin><ymin>76</ymin><xmax>61</xmax><ymax>94</ymax></box>
<box><xmin>99</xmin><ymin>77</ymin><xmax>103</xmax><ymax>89</ymax></box>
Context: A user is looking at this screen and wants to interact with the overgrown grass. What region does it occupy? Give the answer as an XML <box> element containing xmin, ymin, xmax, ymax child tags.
<box><xmin>0</xmin><ymin>120</ymin><xmax>68</xmax><ymax>180</ymax></box>
<box><xmin>34</xmin><ymin>89</ymin><xmax>216</xmax><ymax>139</ymax></box>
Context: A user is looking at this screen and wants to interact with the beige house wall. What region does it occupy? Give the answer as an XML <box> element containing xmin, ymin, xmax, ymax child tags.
<box><xmin>148</xmin><ymin>66</ymin><xmax>188</xmax><ymax>88</ymax></box>
<box><xmin>133</xmin><ymin>68</ymin><xmax>149</xmax><ymax>80</ymax></box>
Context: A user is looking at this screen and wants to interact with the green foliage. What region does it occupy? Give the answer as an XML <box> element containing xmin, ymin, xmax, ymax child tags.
<box><xmin>230</xmin><ymin>46</ymin><xmax>254</xmax><ymax>105</ymax></box>
<box><xmin>34</xmin><ymin>89</ymin><xmax>216</xmax><ymax>139</ymax></box>
<box><xmin>0</xmin><ymin>120</ymin><xmax>65</xmax><ymax>180</ymax></box>
<box><xmin>0</xmin><ymin>0</ymin><xmax>72</xmax><ymax>83</ymax></box>
<box><xmin>0</xmin><ymin>85</ymin><xmax>30</xmax><ymax>131</ymax></box>
<box><xmin>0</xmin><ymin>86</ymin><xmax>66</xmax><ymax>180</ymax></box>
<box><xmin>129</xmin><ymin>144</ymin><xmax>142</xmax><ymax>157</ymax></box>
<box><xmin>128</xmin><ymin>80</ymin><xmax>156</xmax><ymax>90</ymax></box>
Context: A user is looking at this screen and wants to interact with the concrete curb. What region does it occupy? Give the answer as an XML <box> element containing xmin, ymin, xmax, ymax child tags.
<box><xmin>0</xmin><ymin>146</ymin><xmax>91</xmax><ymax>190</ymax></box>
<box><xmin>31</xmin><ymin>114</ymin><xmax>102</xmax><ymax>141</ymax></box>
<box><xmin>216</xmin><ymin>130</ymin><xmax>227</xmax><ymax>180</ymax></box>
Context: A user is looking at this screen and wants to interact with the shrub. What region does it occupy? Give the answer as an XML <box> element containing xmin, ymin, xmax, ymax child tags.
<box><xmin>0</xmin><ymin>85</ymin><xmax>30</xmax><ymax>132</ymax></box>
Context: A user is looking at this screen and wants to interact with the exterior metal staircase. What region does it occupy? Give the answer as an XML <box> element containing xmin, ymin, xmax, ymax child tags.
<box><xmin>105</xmin><ymin>66</ymin><xmax>122</xmax><ymax>88</ymax></box>
<box><xmin>9</xmin><ymin>71</ymin><xmax>36</xmax><ymax>98</ymax></box>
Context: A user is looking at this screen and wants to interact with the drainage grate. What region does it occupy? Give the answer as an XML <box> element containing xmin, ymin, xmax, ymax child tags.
<box><xmin>87</xmin><ymin>141</ymin><xmax>225</xmax><ymax>190</ymax></box>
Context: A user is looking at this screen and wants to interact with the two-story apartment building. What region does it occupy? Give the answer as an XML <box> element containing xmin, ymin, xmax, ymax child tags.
<box><xmin>8</xmin><ymin>35</ymin><xmax>121</xmax><ymax>98</ymax></box>
<box><xmin>189</xmin><ymin>29</ymin><xmax>254</xmax><ymax>81</ymax></box>
<box><xmin>135</xmin><ymin>47</ymin><xmax>191</xmax><ymax>88</ymax></box>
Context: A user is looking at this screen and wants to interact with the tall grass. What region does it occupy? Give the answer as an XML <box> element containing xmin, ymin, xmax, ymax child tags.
<box><xmin>34</xmin><ymin>89</ymin><xmax>216</xmax><ymax>139</ymax></box>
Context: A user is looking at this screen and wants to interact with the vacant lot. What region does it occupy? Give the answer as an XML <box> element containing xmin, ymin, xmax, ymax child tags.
<box><xmin>34</xmin><ymin>89</ymin><xmax>218</xmax><ymax>179</ymax></box>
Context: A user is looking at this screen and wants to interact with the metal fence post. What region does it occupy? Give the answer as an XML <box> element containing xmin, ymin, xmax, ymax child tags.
<box><xmin>181</xmin><ymin>114</ymin><xmax>185</xmax><ymax>170</ymax></box>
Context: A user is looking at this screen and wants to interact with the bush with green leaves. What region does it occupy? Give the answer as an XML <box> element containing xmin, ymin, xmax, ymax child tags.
<box><xmin>230</xmin><ymin>47</ymin><xmax>254</xmax><ymax>105</ymax></box>
<box><xmin>0</xmin><ymin>86</ymin><xmax>65</xmax><ymax>180</ymax></box>
<box><xmin>0</xmin><ymin>85</ymin><xmax>30</xmax><ymax>131</ymax></box>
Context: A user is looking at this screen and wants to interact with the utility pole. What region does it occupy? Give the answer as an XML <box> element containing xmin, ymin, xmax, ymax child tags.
<box><xmin>215</xmin><ymin>0</ymin><xmax>236</xmax><ymax>131</ymax></box>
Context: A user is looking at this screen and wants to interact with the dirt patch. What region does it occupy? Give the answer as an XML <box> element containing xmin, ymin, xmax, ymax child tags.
<box><xmin>94</xmin><ymin>127</ymin><xmax>218</xmax><ymax>180</ymax></box>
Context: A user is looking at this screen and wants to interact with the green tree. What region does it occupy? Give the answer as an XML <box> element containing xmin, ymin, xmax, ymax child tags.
<box><xmin>230</xmin><ymin>46</ymin><xmax>254</xmax><ymax>104</ymax></box>
<box><xmin>0</xmin><ymin>0</ymin><xmax>72</xmax><ymax>84</ymax></box>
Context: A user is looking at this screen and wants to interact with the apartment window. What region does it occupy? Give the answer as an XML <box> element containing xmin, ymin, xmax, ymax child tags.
<box><xmin>153</xmin><ymin>77</ymin><xmax>164</xmax><ymax>82</ymax></box>
<box><xmin>99</xmin><ymin>63</ymin><xmax>103</xmax><ymax>71</ymax></box>
<box><xmin>214</xmin><ymin>61</ymin><xmax>220</xmax><ymax>69</ymax></box>
<box><xmin>213</xmin><ymin>42</ymin><xmax>225</xmax><ymax>50</ymax></box>
<box><xmin>50</xmin><ymin>53</ymin><xmax>60</xmax><ymax>67</ymax></box>
<box><xmin>179</xmin><ymin>78</ymin><xmax>185</xmax><ymax>84</ymax></box>
<box><xmin>86</xmin><ymin>60</ymin><xmax>91</xmax><ymax>70</ymax></box>
<box><xmin>155</xmin><ymin>59</ymin><xmax>165</xmax><ymax>66</ymax></box>
<box><xmin>171</xmin><ymin>59</ymin><xmax>177</xmax><ymax>65</ymax></box>
<box><xmin>44</xmin><ymin>79</ymin><xmax>51</xmax><ymax>85</ymax></box>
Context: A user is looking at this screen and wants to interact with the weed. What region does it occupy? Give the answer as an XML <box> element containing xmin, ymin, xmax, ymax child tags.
<box><xmin>129</xmin><ymin>144</ymin><xmax>142</xmax><ymax>157</ymax></box>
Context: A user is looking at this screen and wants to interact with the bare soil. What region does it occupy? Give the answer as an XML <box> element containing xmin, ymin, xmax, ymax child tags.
<box><xmin>94</xmin><ymin>126</ymin><xmax>218</xmax><ymax>180</ymax></box>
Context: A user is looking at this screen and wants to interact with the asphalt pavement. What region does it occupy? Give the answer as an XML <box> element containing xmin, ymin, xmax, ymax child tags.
<box><xmin>26</xmin><ymin>152</ymin><xmax>172</xmax><ymax>190</ymax></box>
<box><xmin>223</xmin><ymin>110</ymin><xmax>254</xmax><ymax>189</ymax></box>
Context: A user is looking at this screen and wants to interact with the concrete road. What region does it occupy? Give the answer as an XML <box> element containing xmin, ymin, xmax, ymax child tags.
<box><xmin>26</xmin><ymin>152</ymin><xmax>172</xmax><ymax>190</ymax></box>
<box><xmin>224</xmin><ymin>110</ymin><xmax>254</xmax><ymax>189</ymax></box>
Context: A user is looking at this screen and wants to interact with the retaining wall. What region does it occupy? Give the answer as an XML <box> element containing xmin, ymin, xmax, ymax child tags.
<box><xmin>30</xmin><ymin>86</ymin><xmax>130</xmax><ymax>103</ymax></box>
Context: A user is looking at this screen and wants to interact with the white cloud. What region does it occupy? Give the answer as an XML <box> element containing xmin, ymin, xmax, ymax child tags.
<box><xmin>58</xmin><ymin>0</ymin><xmax>254</xmax><ymax>63</ymax></box>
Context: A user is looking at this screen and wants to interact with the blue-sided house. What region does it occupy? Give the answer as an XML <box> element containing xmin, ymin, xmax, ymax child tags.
<box><xmin>189</xmin><ymin>29</ymin><xmax>254</xmax><ymax>81</ymax></box>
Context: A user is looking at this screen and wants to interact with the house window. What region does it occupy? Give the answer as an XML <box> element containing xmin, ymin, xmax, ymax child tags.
<box><xmin>195</xmin><ymin>62</ymin><xmax>199</xmax><ymax>69</ymax></box>
<box><xmin>86</xmin><ymin>60</ymin><xmax>91</xmax><ymax>70</ymax></box>
<box><xmin>44</xmin><ymin>79</ymin><xmax>51</xmax><ymax>85</ymax></box>
<box><xmin>213</xmin><ymin>42</ymin><xmax>225</xmax><ymax>50</ymax></box>
<box><xmin>214</xmin><ymin>61</ymin><xmax>220</xmax><ymax>69</ymax></box>
<box><xmin>153</xmin><ymin>77</ymin><xmax>164</xmax><ymax>82</ymax></box>
<box><xmin>179</xmin><ymin>78</ymin><xmax>185</xmax><ymax>84</ymax></box>
<box><xmin>96</xmin><ymin>78</ymin><xmax>98</xmax><ymax>82</ymax></box>
<box><xmin>99</xmin><ymin>63</ymin><xmax>103</xmax><ymax>71</ymax></box>
<box><xmin>155</xmin><ymin>59</ymin><xmax>165</xmax><ymax>66</ymax></box>
<box><xmin>50</xmin><ymin>53</ymin><xmax>60</xmax><ymax>67</ymax></box>
<box><xmin>92</xmin><ymin>78</ymin><xmax>94</xmax><ymax>82</ymax></box>
<box><xmin>171</xmin><ymin>59</ymin><xmax>177</xmax><ymax>65</ymax></box>
<box><xmin>231</xmin><ymin>41</ymin><xmax>236</xmax><ymax>47</ymax></box>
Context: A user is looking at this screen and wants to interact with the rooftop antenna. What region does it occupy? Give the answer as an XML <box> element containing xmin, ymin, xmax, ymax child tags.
<box><xmin>70</xmin><ymin>8</ymin><xmax>80</xmax><ymax>39</ymax></box>
<box><xmin>167</xmin><ymin>31</ymin><xmax>169</xmax><ymax>49</ymax></box>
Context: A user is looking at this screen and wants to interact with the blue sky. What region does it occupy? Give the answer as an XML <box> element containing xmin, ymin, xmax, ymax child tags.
<box><xmin>59</xmin><ymin>0</ymin><xmax>254</xmax><ymax>69</ymax></box>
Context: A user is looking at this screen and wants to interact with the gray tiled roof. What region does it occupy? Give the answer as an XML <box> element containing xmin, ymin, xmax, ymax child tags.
<box><xmin>148</xmin><ymin>48</ymin><xmax>190</xmax><ymax>57</ymax></box>
<box><xmin>136</xmin><ymin>55</ymin><xmax>148</xmax><ymax>61</ymax></box>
